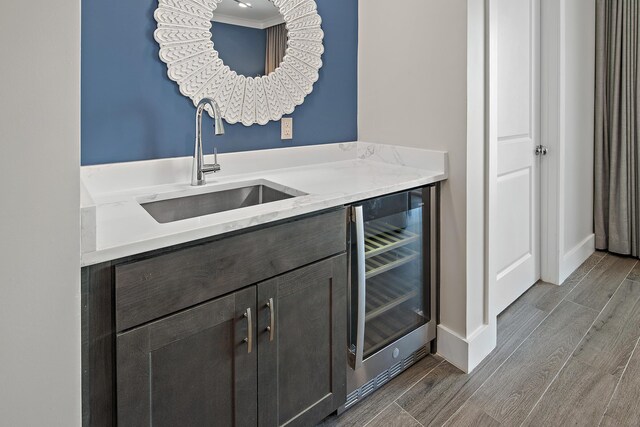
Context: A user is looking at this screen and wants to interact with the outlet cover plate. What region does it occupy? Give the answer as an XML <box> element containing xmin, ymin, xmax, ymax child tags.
<box><xmin>281</xmin><ymin>117</ymin><xmax>293</xmax><ymax>140</ymax></box>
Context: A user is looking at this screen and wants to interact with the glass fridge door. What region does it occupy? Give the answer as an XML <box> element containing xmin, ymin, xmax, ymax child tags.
<box><xmin>349</xmin><ymin>187</ymin><xmax>432</xmax><ymax>363</ymax></box>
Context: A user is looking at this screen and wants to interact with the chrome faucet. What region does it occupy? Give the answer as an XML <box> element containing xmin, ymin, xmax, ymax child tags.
<box><xmin>192</xmin><ymin>98</ymin><xmax>225</xmax><ymax>186</ymax></box>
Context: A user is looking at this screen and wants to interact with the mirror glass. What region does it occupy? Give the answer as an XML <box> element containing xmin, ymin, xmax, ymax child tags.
<box><xmin>211</xmin><ymin>0</ymin><xmax>287</xmax><ymax>78</ymax></box>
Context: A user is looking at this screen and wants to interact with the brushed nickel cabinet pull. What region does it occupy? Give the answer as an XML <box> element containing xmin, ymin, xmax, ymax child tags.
<box><xmin>243</xmin><ymin>308</ymin><xmax>253</xmax><ymax>354</ymax></box>
<box><xmin>266</xmin><ymin>298</ymin><xmax>275</xmax><ymax>342</ymax></box>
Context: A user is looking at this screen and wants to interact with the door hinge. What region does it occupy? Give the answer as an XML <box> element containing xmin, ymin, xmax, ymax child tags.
<box><xmin>535</xmin><ymin>145</ymin><xmax>549</xmax><ymax>156</ymax></box>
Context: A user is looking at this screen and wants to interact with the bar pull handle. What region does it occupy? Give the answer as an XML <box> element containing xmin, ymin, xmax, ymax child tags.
<box><xmin>353</xmin><ymin>205</ymin><xmax>366</xmax><ymax>369</ymax></box>
<box><xmin>243</xmin><ymin>308</ymin><xmax>253</xmax><ymax>354</ymax></box>
<box><xmin>266</xmin><ymin>298</ymin><xmax>275</xmax><ymax>342</ymax></box>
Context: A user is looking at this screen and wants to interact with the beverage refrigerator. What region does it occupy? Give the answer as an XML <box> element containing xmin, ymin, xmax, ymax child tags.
<box><xmin>341</xmin><ymin>184</ymin><xmax>440</xmax><ymax>412</ymax></box>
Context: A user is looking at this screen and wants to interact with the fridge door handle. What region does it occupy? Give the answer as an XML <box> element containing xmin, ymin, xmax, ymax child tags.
<box><xmin>353</xmin><ymin>205</ymin><xmax>367</xmax><ymax>369</ymax></box>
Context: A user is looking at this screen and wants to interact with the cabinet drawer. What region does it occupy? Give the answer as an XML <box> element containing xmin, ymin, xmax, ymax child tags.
<box><xmin>115</xmin><ymin>208</ymin><xmax>346</xmax><ymax>331</ymax></box>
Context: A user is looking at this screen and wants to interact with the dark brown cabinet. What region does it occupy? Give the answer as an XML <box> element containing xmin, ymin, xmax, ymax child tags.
<box><xmin>116</xmin><ymin>287</ymin><xmax>258</xmax><ymax>427</ymax></box>
<box><xmin>258</xmin><ymin>256</ymin><xmax>347</xmax><ymax>427</ymax></box>
<box><xmin>116</xmin><ymin>255</ymin><xmax>346</xmax><ymax>427</ymax></box>
<box><xmin>82</xmin><ymin>208</ymin><xmax>348</xmax><ymax>427</ymax></box>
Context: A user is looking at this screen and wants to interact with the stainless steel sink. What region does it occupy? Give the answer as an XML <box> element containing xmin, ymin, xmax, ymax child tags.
<box><xmin>140</xmin><ymin>182</ymin><xmax>304</xmax><ymax>224</ymax></box>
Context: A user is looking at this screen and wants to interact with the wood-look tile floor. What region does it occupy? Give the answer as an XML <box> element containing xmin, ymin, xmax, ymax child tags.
<box><xmin>320</xmin><ymin>252</ymin><xmax>640</xmax><ymax>426</ymax></box>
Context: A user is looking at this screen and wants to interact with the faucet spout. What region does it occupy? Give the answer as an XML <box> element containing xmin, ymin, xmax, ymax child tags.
<box><xmin>192</xmin><ymin>98</ymin><xmax>225</xmax><ymax>186</ymax></box>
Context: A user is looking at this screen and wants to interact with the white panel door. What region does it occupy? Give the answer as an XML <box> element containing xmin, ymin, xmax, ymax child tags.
<box><xmin>494</xmin><ymin>0</ymin><xmax>540</xmax><ymax>314</ymax></box>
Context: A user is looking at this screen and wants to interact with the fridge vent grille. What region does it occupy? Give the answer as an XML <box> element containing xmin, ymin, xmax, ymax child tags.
<box><xmin>414</xmin><ymin>346</ymin><xmax>428</xmax><ymax>360</ymax></box>
<box><xmin>389</xmin><ymin>361</ymin><xmax>403</xmax><ymax>378</ymax></box>
<box><xmin>361</xmin><ymin>379</ymin><xmax>376</xmax><ymax>398</ymax></box>
<box><xmin>375</xmin><ymin>371</ymin><xmax>390</xmax><ymax>388</ymax></box>
<box><xmin>403</xmin><ymin>353</ymin><xmax>416</xmax><ymax>369</ymax></box>
<box><xmin>345</xmin><ymin>390</ymin><xmax>359</xmax><ymax>408</ymax></box>
<box><xmin>344</xmin><ymin>345</ymin><xmax>429</xmax><ymax>410</ymax></box>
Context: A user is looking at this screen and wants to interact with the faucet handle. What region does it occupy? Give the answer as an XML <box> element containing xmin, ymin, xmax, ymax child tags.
<box><xmin>201</xmin><ymin>164</ymin><xmax>221</xmax><ymax>174</ymax></box>
<box><xmin>202</xmin><ymin>148</ymin><xmax>221</xmax><ymax>174</ymax></box>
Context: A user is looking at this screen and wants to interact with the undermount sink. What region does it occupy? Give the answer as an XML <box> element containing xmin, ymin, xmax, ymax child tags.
<box><xmin>140</xmin><ymin>181</ymin><xmax>306</xmax><ymax>224</ymax></box>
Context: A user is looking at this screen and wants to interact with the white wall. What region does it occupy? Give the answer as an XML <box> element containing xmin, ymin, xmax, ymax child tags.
<box><xmin>359</xmin><ymin>0</ymin><xmax>491</xmax><ymax>371</ymax></box>
<box><xmin>0</xmin><ymin>1</ymin><xmax>81</xmax><ymax>426</ymax></box>
<box><xmin>562</xmin><ymin>0</ymin><xmax>595</xmax><ymax>279</ymax></box>
<box><xmin>541</xmin><ymin>0</ymin><xmax>595</xmax><ymax>284</ymax></box>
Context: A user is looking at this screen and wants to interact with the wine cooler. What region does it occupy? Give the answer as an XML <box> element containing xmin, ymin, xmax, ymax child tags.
<box><xmin>342</xmin><ymin>185</ymin><xmax>439</xmax><ymax>412</ymax></box>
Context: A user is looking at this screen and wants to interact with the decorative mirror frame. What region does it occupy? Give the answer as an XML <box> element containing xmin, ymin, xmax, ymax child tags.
<box><xmin>154</xmin><ymin>0</ymin><xmax>324</xmax><ymax>126</ymax></box>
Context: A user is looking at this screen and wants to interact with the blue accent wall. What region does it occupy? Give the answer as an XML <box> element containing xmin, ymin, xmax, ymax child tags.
<box><xmin>81</xmin><ymin>0</ymin><xmax>358</xmax><ymax>165</ymax></box>
<box><xmin>210</xmin><ymin>22</ymin><xmax>266</xmax><ymax>78</ymax></box>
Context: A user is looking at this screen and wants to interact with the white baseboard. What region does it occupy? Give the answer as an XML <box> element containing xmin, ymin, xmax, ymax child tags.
<box><xmin>560</xmin><ymin>234</ymin><xmax>595</xmax><ymax>284</ymax></box>
<box><xmin>436</xmin><ymin>325</ymin><xmax>468</xmax><ymax>371</ymax></box>
<box><xmin>437</xmin><ymin>322</ymin><xmax>497</xmax><ymax>373</ymax></box>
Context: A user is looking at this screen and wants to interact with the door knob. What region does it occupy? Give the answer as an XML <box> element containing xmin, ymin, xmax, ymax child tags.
<box><xmin>535</xmin><ymin>145</ymin><xmax>549</xmax><ymax>156</ymax></box>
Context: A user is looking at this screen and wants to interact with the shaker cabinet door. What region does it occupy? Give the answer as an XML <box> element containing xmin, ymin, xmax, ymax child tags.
<box><xmin>116</xmin><ymin>287</ymin><xmax>258</xmax><ymax>427</ymax></box>
<box><xmin>257</xmin><ymin>255</ymin><xmax>347</xmax><ymax>427</ymax></box>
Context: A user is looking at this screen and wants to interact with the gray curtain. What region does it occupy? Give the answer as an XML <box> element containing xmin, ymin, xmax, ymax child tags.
<box><xmin>595</xmin><ymin>0</ymin><xmax>640</xmax><ymax>256</ymax></box>
<box><xmin>265</xmin><ymin>23</ymin><xmax>287</xmax><ymax>75</ymax></box>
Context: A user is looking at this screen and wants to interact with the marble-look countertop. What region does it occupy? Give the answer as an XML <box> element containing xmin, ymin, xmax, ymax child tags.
<box><xmin>81</xmin><ymin>142</ymin><xmax>448</xmax><ymax>266</ymax></box>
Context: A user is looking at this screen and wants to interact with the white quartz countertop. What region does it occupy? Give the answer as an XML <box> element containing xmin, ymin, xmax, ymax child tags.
<box><xmin>81</xmin><ymin>142</ymin><xmax>448</xmax><ymax>266</ymax></box>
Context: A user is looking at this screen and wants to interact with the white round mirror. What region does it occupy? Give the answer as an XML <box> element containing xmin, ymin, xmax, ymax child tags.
<box><xmin>154</xmin><ymin>0</ymin><xmax>324</xmax><ymax>126</ymax></box>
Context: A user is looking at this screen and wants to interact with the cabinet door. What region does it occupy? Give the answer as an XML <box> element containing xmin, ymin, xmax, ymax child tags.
<box><xmin>116</xmin><ymin>287</ymin><xmax>257</xmax><ymax>427</ymax></box>
<box><xmin>258</xmin><ymin>255</ymin><xmax>347</xmax><ymax>427</ymax></box>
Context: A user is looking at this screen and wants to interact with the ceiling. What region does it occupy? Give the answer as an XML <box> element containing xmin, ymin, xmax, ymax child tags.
<box><xmin>212</xmin><ymin>0</ymin><xmax>285</xmax><ymax>30</ymax></box>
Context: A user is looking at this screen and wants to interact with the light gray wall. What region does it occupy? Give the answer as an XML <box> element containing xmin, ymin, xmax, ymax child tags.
<box><xmin>541</xmin><ymin>0</ymin><xmax>596</xmax><ymax>284</ymax></box>
<box><xmin>0</xmin><ymin>1</ymin><xmax>81</xmax><ymax>425</ymax></box>
<box><xmin>563</xmin><ymin>0</ymin><xmax>595</xmax><ymax>260</ymax></box>
<box><xmin>358</xmin><ymin>0</ymin><xmax>471</xmax><ymax>337</ymax></box>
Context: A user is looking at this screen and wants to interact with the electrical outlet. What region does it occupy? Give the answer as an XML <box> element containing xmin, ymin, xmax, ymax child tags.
<box><xmin>281</xmin><ymin>117</ymin><xmax>293</xmax><ymax>140</ymax></box>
